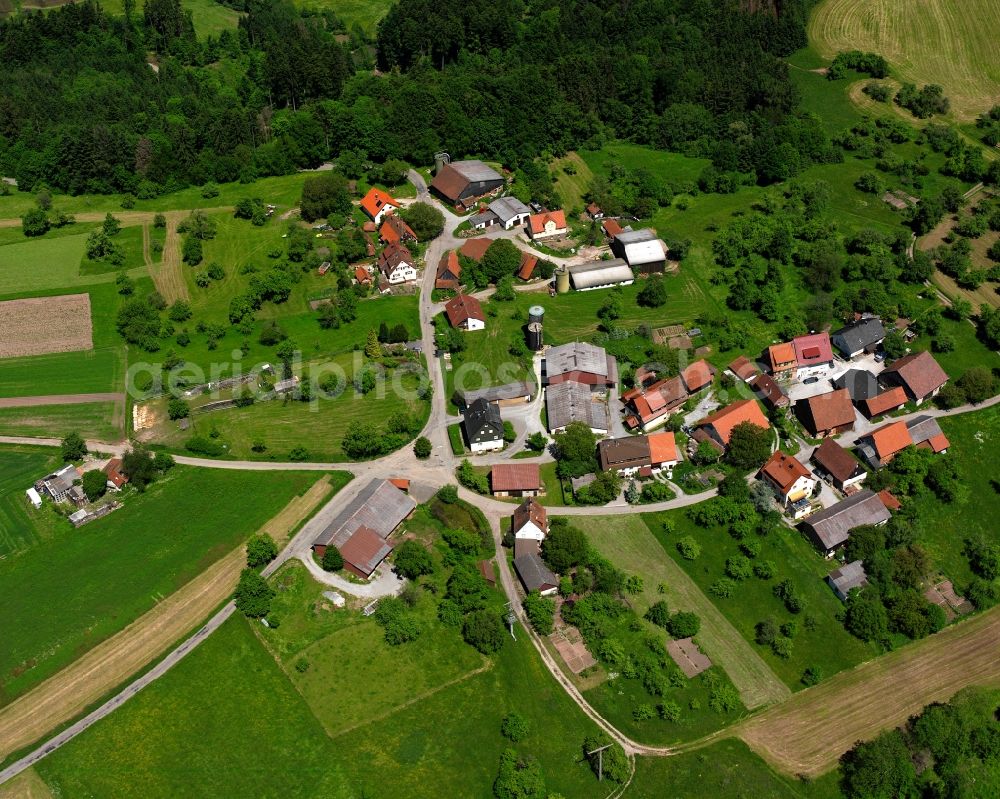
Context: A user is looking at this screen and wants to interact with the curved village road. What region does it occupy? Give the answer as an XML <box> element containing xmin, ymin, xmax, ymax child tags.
<box><xmin>3</xmin><ymin>178</ymin><xmax>1000</xmax><ymax>785</ymax></box>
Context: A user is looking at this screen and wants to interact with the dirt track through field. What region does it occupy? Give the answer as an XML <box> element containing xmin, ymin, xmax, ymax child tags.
<box><xmin>146</xmin><ymin>212</ymin><xmax>189</xmax><ymax>302</ymax></box>
<box><xmin>737</xmin><ymin>605</ymin><xmax>1000</xmax><ymax>777</ymax></box>
<box><xmin>0</xmin><ymin>207</ymin><xmax>232</xmax><ymax>230</ymax></box>
<box><xmin>0</xmin><ymin>393</ymin><xmax>124</xmax><ymax>409</ymax></box>
<box><xmin>0</xmin><ymin>476</ymin><xmax>333</xmax><ymax>761</ymax></box>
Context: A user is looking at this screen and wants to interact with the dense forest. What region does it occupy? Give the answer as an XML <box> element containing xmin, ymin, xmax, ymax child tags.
<box><xmin>0</xmin><ymin>0</ymin><xmax>828</xmax><ymax>195</ymax></box>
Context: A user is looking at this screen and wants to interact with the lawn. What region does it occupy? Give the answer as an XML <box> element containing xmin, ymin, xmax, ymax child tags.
<box><xmin>0</xmin><ymin>466</ymin><xmax>330</xmax><ymax>703</ymax></box>
<box><xmin>579</xmin><ymin>143</ymin><xmax>711</xmax><ymax>186</ymax></box>
<box><xmin>809</xmin><ymin>0</ymin><xmax>1000</xmax><ymax>120</ymax></box>
<box><xmin>0</xmin><ymin>401</ymin><xmax>121</xmax><ymax>441</ymax></box>
<box><xmin>0</xmin><ymin>446</ymin><xmax>62</xmax><ymax>558</ymax></box>
<box><xmin>448</xmin><ymin>422</ymin><xmax>465</xmax><ymax>454</ymax></box>
<box><xmin>538</xmin><ymin>461</ymin><xmax>569</xmax><ymax>506</ymax></box>
<box><xmin>550</xmin><ymin>152</ymin><xmax>595</xmax><ymax>211</ymax></box>
<box><xmin>0</xmin><ymin>173</ymin><xmax>308</xmax><ymax>221</ymax></box>
<box><xmin>36</xmin><ymin>617</ymin><xmax>350</xmax><ymax>799</ymax></box>
<box><xmin>161</xmin><ymin>291</ymin><xmax>419</xmax><ymax>377</ymax></box>
<box><xmin>295</xmin><ymin>0</ymin><xmax>388</xmax><ymax>33</ymax></box>
<box><xmin>0</xmin><ymin>281</ymin><xmax>137</xmax><ymax>397</ymax></box>
<box><xmin>0</xmin><ymin>349</ymin><xmax>124</xmax><ymax>398</ymax></box>
<box><xmin>79</xmin><ymin>225</ymin><xmax>146</xmax><ymax>274</ymax></box>
<box><xmin>332</xmin><ymin>633</ymin><xmax>605</xmax><ymax>798</ymax></box>
<box><xmin>260</xmin><ymin>562</ymin><xmax>486</xmax><ymax>737</ymax></box>
<box><xmin>908</xmin><ymin>404</ymin><xmax>1000</xmax><ymax>586</ymax></box>
<box><xmin>141</xmin><ymin>353</ymin><xmax>430</xmax><ymax>462</ymax></box>
<box><xmin>0</xmin><ymin>234</ymin><xmax>90</xmax><ymax>294</ymax></box>
<box><xmin>441</xmin><ymin>303</ymin><xmax>535</xmax><ymax>407</ymax></box>
<box><xmin>642</xmin><ymin>509</ymin><xmax>878</xmax><ymax>690</ymax></box>
<box><xmin>572</xmin><ymin>515</ymin><xmax>788</xmax><ymax>716</ymax></box>
<box><xmin>101</xmin><ymin>0</ymin><xmax>240</xmax><ymax>37</ymax></box>
<box><xmin>629</xmin><ymin>738</ymin><xmax>842</xmax><ymax>799</ymax></box>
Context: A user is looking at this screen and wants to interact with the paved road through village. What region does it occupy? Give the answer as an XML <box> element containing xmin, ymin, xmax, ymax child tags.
<box><xmin>2</xmin><ymin>177</ymin><xmax>1000</xmax><ymax>785</ymax></box>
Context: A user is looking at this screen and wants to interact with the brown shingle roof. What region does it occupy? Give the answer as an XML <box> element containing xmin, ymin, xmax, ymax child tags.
<box><xmin>680</xmin><ymin>359</ymin><xmax>715</xmax><ymax>393</ymax></box>
<box><xmin>752</xmin><ymin>373</ymin><xmax>788</xmax><ymax>408</ymax></box>
<box><xmin>491</xmin><ymin>463</ymin><xmax>541</xmax><ymax>493</ymax></box>
<box><xmin>811</xmin><ymin>438</ymin><xmax>863</xmax><ymax>484</ymax></box>
<box><xmin>698</xmin><ymin>399</ymin><xmax>770</xmax><ymax>445</ymax></box>
<box><xmin>760</xmin><ymin>451</ymin><xmax>811</xmax><ymax>493</ymax></box>
<box><xmin>861</xmin><ymin>387</ymin><xmax>908</xmax><ymax>418</ymax></box>
<box><xmin>729</xmin><ymin>356</ymin><xmax>759</xmax><ymax>382</ymax></box>
<box><xmin>445</xmin><ymin>294</ymin><xmax>484</xmax><ymax>327</ymax></box>
<box><xmin>802</xmin><ymin>389</ymin><xmax>855</xmax><ymax>435</ymax></box>
<box><xmin>459</xmin><ymin>238</ymin><xmax>492</xmax><ymax>262</ymax></box>
<box><xmin>339</xmin><ymin>526</ymin><xmax>393</xmax><ymax>577</ymax></box>
<box><xmin>881</xmin><ymin>351</ymin><xmax>948</xmax><ymax>400</ymax></box>
<box><xmin>869</xmin><ymin>421</ymin><xmax>913</xmax><ymax>461</ymax></box>
<box><xmin>512</xmin><ymin>497</ymin><xmax>547</xmax><ymax>533</ymax></box>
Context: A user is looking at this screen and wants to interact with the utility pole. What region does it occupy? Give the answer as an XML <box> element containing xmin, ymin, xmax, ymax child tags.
<box><xmin>587</xmin><ymin>743</ymin><xmax>612</xmax><ymax>782</ymax></box>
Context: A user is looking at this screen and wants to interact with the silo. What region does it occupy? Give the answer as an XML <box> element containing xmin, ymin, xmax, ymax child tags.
<box><xmin>528</xmin><ymin>305</ymin><xmax>545</xmax><ymax>325</ymax></box>
<box><xmin>556</xmin><ymin>267</ymin><xmax>570</xmax><ymax>294</ymax></box>
<box><xmin>527</xmin><ymin>322</ymin><xmax>543</xmax><ymax>352</ymax></box>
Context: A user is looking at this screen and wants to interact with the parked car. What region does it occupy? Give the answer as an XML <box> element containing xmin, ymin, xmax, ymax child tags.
<box><xmin>803</xmin><ymin>376</ymin><xmax>819</xmax><ymax>384</ymax></box>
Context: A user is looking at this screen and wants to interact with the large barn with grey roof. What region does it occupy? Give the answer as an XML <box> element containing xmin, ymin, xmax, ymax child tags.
<box><xmin>312</xmin><ymin>479</ymin><xmax>416</xmax><ymax>578</ymax></box>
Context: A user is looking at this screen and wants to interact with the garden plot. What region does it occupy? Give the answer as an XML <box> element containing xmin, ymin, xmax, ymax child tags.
<box><xmin>0</xmin><ymin>293</ymin><xmax>92</xmax><ymax>358</ymax></box>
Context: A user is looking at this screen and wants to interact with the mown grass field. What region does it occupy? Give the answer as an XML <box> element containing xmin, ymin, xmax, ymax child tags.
<box><xmin>0</xmin><ymin>446</ymin><xmax>61</xmax><ymax>558</ymax></box>
<box><xmin>0</xmin><ymin>402</ymin><xmax>121</xmax><ymax>441</ymax></box>
<box><xmin>908</xmin><ymin>404</ymin><xmax>1000</xmax><ymax>586</ymax></box>
<box><xmin>141</xmin><ymin>351</ymin><xmax>429</xmax><ymax>461</ymax></box>
<box><xmin>261</xmin><ymin>562</ymin><xmax>486</xmax><ymax>736</ymax></box>
<box><xmin>0</xmin><ymin>234</ymin><xmax>90</xmax><ymax>294</ymax></box>
<box><xmin>295</xmin><ymin>0</ymin><xmax>387</xmax><ymax>32</ymax></box>
<box><xmin>100</xmin><ymin>0</ymin><xmax>241</xmax><ymax>37</ymax></box>
<box><xmin>574</xmin><ymin>515</ymin><xmax>788</xmax><ymax>718</ymax></box>
<box><xmin>36</xmin><ymin>617</ymin><xmax>351</xmax><ymax>799</ymax></box>
<box><xmin>0</xmin><ymin>280</ymin><xmax>141</xmax><ymax>398</ymax></box>
<box><xmin>79</xmin><ymin>225</ymin><xmax>146</xmax><ymax>275</ymax></box>
<box><xmin>642</xmin><ymin>509</ymin><xmax>878</xmax><ymax>689</ymax></box>
<box><xmin>0</xmin><ymin>173</ymin><xmax>307</xmax><ymax>221</ymax></box>
<box><xmin>809</xmin><ymin>0</ymin><xmax>1000</xmax><ymax>120</ymax></box>
<box><xmin>37</xmin><ymin>523</ymin><xmax>607</xmax><ymax>798</ymax></box>
<box><xmin>630</xmin><ymin>738</ymin><xmax>842</xmax><ymax>799</ymax></box>
<box><xmin>0</xmin><ymin>466</ymin><xmax>327</xmax><ymax>704</ymax></box>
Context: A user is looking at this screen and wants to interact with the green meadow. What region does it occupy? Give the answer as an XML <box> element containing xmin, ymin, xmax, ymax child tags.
<box><xmin>0</xmin><ymin>465</ymin><xmax>334</xmax><ymax>703</ymax></box>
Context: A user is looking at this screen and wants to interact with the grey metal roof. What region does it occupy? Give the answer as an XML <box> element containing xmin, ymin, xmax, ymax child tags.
<box><xmin>545</xmin><ymin>381</ymin><xmax>610</xmax><ymax>432</ymax></box>
<box><xmin>832</xmin><ymin>318</ymin><xmax>886</xmax><ymax>355</ymax></box>
<box><xmin>469</xmin><ymin>210</ymin><xmax>497</xmax><ymax>227</ymax></box>
<box><xmin>568</xmin><ymin>259</ymin><xmax>634</xmax><ymax>290</ymax></box>
<box><xmin>621</xmin><ymin>239</ymin><xmax>666</xmax><ymax>265</ymax></box>
<box><xmin>805</xmin><ymin>490</ymin><xmax>890</xmax><ymax>551</ymax></box>
<box><xmin>464</xmin><ymin>397</ymin><xmax>503</xmax><ymax>439</ymax></box>
<box><xmin>488</xmin><ymin>196</ymin><xmax>530</xmax><ymax>223</ymax></box>
<box><xmin>545</xmin><ymin>342</ymin><xmax>611</xmax><ymax>379</ymax></box>
<box><xmin>513</xmin><ymin>552</ymin><xmax>558</xmax><ymax>592</ymax></box>
<box><xmin>613</xmin><ymin>228</ymin><xmax>657</xmax><ymax>244</ymax></box>
<box><xmin>44</xmin><ymin>464</ymin><xmax>78</xmax><ymax>495</ymax></box>
<box><xmin>461</xmin><ymin>380</ymin><xmax>536</xmax><ymax>405</ymax></box>
<box><xmin>449</xmin><ymin>160</ymin><xmax>504</xmax><ymax>182</ymax></box>
<box><xmin>906</xmin><ymin>415</ymin><xmax>944</xmax><ymax>445</ymax></box>
<box><xmin>833</xmin><ymin>369</ymin><xmax>880</xmax><ymax>401</ymax></box>
<box><xmin>828</xmin><ymin>560</ymin><xmax>868</xmax><ymax>594</ymax></box>
<box><xmin>313</xmin><ymin>479</ymin><xmax>416</xmax><ymax>548</ymax></box>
